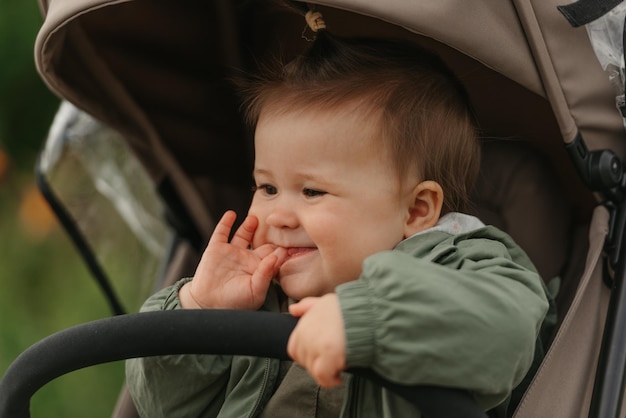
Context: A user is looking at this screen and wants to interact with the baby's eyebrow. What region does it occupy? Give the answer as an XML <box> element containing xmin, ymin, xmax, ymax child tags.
<box><xmin>298</xmin><ymin>172</ymin><xmax>334</xmax><ymax>186</ymax></box>
<box><xmin>252</xmin><ymin>168</ymin><xmax>271</xmax><ymax>178</ymax></box>
<box><xmin>252</xmin><ymin>167</ymin><xmax>335</xmax><ymax>186</ymax></box>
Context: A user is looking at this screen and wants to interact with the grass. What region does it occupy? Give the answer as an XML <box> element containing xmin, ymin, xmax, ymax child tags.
<box><xmin>0</xmin><ymin>174</ymin><xmax>128</xmax><ymax>417</ymax></box>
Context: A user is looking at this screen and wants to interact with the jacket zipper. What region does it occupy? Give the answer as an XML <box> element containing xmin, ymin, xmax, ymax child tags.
<box><xmin>248</xmin><ymin>357</ymin><xmax>274</xmax><ymax>418</ymax></box>
<box><xmin>347</xmin><ymin>376</ymin><xmax>361</xmax><ymax>418</ymax></box>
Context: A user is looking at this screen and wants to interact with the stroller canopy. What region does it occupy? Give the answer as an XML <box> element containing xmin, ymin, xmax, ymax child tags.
<box><xmin>34</xmin><ymin>0</ymin><xmax>626</xmax><ymax>234</ymax></box>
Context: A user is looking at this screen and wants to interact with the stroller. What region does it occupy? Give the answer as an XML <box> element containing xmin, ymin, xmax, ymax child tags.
<box><xmin>2</xmin><ymin>0</ymin><xmax>626</xmax><ymax>416</ymax></box>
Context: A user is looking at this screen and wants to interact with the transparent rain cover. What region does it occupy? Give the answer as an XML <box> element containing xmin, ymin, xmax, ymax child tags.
<box><xmin>585</xmin><ymin>2</ymin><xmax>626</xmax><ymax>127</ymax></box>
<box><xmin>39</xmin><ymin>101</ymin><xmax>173</xmax><ymax>312</ymax></box>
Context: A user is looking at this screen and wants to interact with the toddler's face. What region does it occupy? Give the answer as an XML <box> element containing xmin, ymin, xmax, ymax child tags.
<box><xmin>249</xmin><ymin>105</ymin><xmax>415</xmax><ymax>300</ymax></box>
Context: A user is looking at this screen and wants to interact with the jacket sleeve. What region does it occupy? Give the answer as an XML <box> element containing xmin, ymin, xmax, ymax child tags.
<box><xmin>335</xmin><ymin>234</ymin><xmax>549</xmax><ymax>409</ymax></box>
<box><xmin>125</xmin><ymin>279</ymin><xmax>232</xmax><ymax>418</ymax></box>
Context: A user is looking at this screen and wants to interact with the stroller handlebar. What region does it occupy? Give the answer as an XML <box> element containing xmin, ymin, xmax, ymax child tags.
<box><xmin>0</xmin><ymin>310</ymin><xmax>487</xmax><ymax>418</ymax></box>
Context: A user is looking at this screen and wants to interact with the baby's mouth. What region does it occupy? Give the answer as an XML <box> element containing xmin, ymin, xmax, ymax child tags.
<box><xmin>285</xmin><ymin>247</ymin><xmax>316</xmax><ymax>259</ymax></box>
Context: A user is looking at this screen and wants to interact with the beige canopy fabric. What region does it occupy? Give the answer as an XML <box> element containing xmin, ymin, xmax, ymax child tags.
<box><xmin>34</xmin><ymin>0</ymin><xmax>626</xmax><ymax>148</ymax></box>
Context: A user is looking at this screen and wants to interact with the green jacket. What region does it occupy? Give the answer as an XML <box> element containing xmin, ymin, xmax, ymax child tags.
<box><xmin>126</xmin><ymin>218</ymin><xmax>550</xmax><ymax>417</ymax></box>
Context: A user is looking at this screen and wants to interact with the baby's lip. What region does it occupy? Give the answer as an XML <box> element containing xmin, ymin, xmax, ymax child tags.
<box><xmin>285</xmin><ymin>247</ymin><xmax>316</xmax><ymax>257</ymax></box>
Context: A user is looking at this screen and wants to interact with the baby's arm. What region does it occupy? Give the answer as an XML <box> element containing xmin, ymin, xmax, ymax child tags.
<box><xmin>180</xmin><ymin>210</ymin><xmax>286</xmax><ymax>310</ymax></box>
<box><xmin>286</xmin><ymin>232</ymin><xmax>548</xmax><ymax>406</ymax></box>
<box><xmin>125</xmin><ymin>281</ymin><xmax>234</xmax><ymax>417</ymax></box>
<box><xmin>126</xmin><ymin>211</ymin><xmax>287</xmax><ymax>417</ymax></box>
<box><xmin>335</xmin><ymin>236</ymin><xmax>549</xmax><ymax>409</ymax></box>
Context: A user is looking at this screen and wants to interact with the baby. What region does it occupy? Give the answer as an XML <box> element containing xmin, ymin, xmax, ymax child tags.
<box><xmin>127</xmin><ymin>10</ymin><xmax>549</xmax><ymax>418</ymax></box>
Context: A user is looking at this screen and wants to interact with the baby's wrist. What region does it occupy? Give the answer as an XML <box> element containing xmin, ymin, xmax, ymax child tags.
<box><xmin>178</xmin><ymin>281</ymin><xmax>205</xmax><ymax>309</ymax></box>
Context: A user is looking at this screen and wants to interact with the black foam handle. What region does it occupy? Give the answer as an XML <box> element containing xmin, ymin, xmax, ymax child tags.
<box><xmin>0</xmin><ymin>310</ymin><xmax>487</xmax><ymax>418</ymax></box>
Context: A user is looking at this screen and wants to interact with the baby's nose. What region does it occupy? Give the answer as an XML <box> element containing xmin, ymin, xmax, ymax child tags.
<box><xmin>266</xmin><ymin>203</ymin><xmax>299</xmax><ymax>229</ymax></box>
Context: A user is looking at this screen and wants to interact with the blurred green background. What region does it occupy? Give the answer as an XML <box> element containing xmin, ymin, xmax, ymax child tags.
<box><xmin>0</xmin><ymin>1</ymin><xmax>126</xmax><ymax>416</ymax></box>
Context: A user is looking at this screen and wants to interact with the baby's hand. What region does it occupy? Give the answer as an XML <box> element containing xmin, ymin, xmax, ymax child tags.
<box><xmin>180</xmin><ymin>211</ymin><xmax>287</xmax><ymax>310</ymax></box>
<box><xmin>287</xmin><ymin>294</ymin><xmax>346</xmax><ymax>388</ymax></box>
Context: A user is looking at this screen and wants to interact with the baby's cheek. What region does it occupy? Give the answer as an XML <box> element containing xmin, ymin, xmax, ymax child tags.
<box><xmin>332</xmin><ymin>256</ymin><xmax>365</xmax><ymax>285</ymax></box>
<box><xmin>250</xmin><ymin>231</ymin><xmax>266</xmax><ymax>250</ymax></box>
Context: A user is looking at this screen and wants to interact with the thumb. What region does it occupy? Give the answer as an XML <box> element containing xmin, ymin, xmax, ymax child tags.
<box><xmin>289</xmin><ymin>296</ymin><xmax>319</xmax><ymax>317</ymax></box>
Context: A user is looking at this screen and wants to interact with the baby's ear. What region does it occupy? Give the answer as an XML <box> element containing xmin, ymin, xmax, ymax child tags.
<box><xmin>404</xmin><ymin>181</ymin><xmax>443</xmax><ymax>238</ymax></box>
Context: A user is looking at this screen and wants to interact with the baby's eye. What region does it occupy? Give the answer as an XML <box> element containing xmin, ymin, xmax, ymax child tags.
<box><xmin>253</xmin><ymin>184</ymin><xmax>278</xmax><ymax>195</ymax></box>
<box><xmin>302</xmin><ymin>188</ymin><xmax>326</xmax><ymax>198</ymax></box>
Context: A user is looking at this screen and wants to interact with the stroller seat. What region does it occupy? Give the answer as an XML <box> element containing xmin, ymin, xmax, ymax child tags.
<box><xmin>471</xmin><ymin>140</ymin><xmax>572</xmax><ymax>286</ymax></box>
<box><xmin>470</xmin><ymin>141</ymin><xmax>610</xmax><ymax>418</ymax></box>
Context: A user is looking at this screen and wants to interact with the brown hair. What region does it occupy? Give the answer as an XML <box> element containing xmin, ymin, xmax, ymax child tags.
<box><xmin>239</xmin><ymin>29</ymin><xmax>480</xmax><ymax>214</ymax></box>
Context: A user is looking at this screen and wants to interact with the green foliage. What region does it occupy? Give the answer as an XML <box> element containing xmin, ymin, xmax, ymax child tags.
<box><xmin>0</xmin><ymin>0</ymin><xmax>59</xmax><ymax>169</ymax></box>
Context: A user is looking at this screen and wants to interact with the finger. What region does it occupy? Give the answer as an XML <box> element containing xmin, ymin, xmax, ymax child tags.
<box><xmin>311</xmin><ymin>356</ymin><xmax>344</xmax><ymax>388</ymax></box>
<box><xmin>208</xmin><ymin>211</ymin><xmax>237</xmax><ymax>245</ymax></box>
<box><xmin>316</xmin><ymin>369</ymin><xmax>343</xmax><ymax>388</ymax></box>
<box><xmin>253</xmin><ymin>243</ymin><xmax>279</xmax><ymax>259</ymax></box>
<box><xmin>230</xmin><ymin>215</ymin><xmax>259</xmax><ymax>248</ymax></box>
<box><xmin>251</xmin><ymin>246</ymin><xmax>286</xmax><ymax>275</ymax></box>
<box><xmin>249</xmin><ymin>254</ymin><xmax>277</xmax><ymax>301</ymax></box>
<box><xmin>287</xmin><ymin>330</ymin><xmax>342</xmax><ymax>388</ymax></box>
<box><xmin>286</xmin><ymin>328</ymin><xmax>300</xmax><ymax>362</ymax></box>
<box><xmin>270</xmin><ymin>247</ymin><xmax>288</xmax><ymax>268</ymax></box>
<box><xmin>288</xmin><ymin>297</ymin><xmax>319</xmax><ymax>317</ymax></box>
